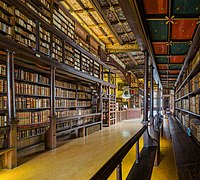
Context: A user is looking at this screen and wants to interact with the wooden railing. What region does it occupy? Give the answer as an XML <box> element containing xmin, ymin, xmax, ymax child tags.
<box><xmin>90</xmin><ymin>125</ymin><xmax>147</xmax><ymax>180</ymax></box>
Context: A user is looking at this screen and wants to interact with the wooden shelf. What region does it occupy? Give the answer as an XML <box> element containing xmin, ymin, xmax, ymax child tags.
<box><xmin>175</xmin><ymin>61</ymin><xmax>200</xmax><ymax>94</ymax></box>
<box><xmin>56</xmin><ymin>112</ymin><xmax>101</xmax><ymax>123</ymax></box>
<box><xmin>15</xmin><ymin>94</ymin><xmax>50</xmax><ymax>98</ymax></box>
<box><xmin>17</xmin><ymin>121</ymin><xmax>50</xmax><ymax>130</ymax></box>
<box><xmin>56</xmin><ymin>121</ymin><xmax>101</xmax><ymax>136</ymax></box>
<box><xmin>188</xmin><ymin>88</ymin><xmax>200</xmax><ymax>97</ymax></box>
<box><xmin>16</xmin><ymin>107</ymin><xmax>50</xmax><ymax>112</ymax></box>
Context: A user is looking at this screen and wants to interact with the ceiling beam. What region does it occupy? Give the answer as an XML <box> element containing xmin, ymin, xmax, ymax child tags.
<box><xmin>127</xmin><ymin>52</ymin><xmax>138</xmax><ymax>65</ymax></box>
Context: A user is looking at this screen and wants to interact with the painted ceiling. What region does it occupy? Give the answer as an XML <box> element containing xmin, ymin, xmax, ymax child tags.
<box><xmin>139</xmin><ymin>0</ymin><xmax>200</xmax><ymax>89</ymax></box>
<box><xmin>61</xmin><ymin>0</ymin><xmax>144</xmax><ymax>81</ymax></box>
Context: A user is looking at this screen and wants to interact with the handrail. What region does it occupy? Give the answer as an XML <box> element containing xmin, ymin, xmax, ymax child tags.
<box><xmin>90</xmin><ymin>125</ymin><xmax>147</xmax><ymax>180</ymax></box>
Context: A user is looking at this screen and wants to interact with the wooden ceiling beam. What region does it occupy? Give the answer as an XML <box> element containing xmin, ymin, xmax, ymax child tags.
<box><xmin>127</xmin><ymin>52</ymin><xmax>138</xmax><ymax>66</ymax></box>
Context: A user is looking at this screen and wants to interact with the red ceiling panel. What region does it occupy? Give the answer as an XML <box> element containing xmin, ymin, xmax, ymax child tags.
<box><xmin>168</xmin><ymin>70</ymin><xmax>180</xmax><ymax>74</ymax></box>
<box><xmin>143</xmin><ymin>0</ymin><xmax>168</xmax><ymax>14</ymax></box>
<box><xmin>158</xmin><ymin>64</ymin><xmax>168</xmax><ymax>69</ymax></box>
<box><xmin>153</xmin><ymin>43</ymin><xmax>168</xmax><ymax>55</ymax></box>
<box><xmin>170</xmin><ymin>56</ymin><xmax>185</xmax><ymax>63</ymax></box>
<box><xmin>172</xmin><ymin>20</ymin><xmax>198</xmax><ymax>40</ymax></box>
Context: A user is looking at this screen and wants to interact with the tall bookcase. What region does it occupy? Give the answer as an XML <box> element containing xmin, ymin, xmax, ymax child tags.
<box><xmin>102</xmin><ymin>85</ymin><xmax>116</xmax><ymax>126</ymax></box>
<box><xmin>0</xmin><ymin>0</ymin><xmax>117</xmax><ymax>169</ymax></box>
<box><xmin>174</xmin><ymin>49</ymin><xmax>200</xmax><ymax>143</ymax></box>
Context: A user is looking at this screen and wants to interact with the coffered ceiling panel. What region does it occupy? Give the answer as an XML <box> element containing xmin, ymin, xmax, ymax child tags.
<box><xmin>153</xmin><ymin>43</ymin><xmax>168</xmax><ymax>55</ymax></box>
<box><xmin>147</xmin><ymin>20</ymin><xmax>168</xmax><ymax>41</ymax></box>
<box><xmin>138</xmin><ymin>0</ymin><xmax>200</xmax><ymax>89</ymax></box>
<box><xmin>170</xmin><ymin>56</ymin><xmax>185</xmax><ymax>64</ymax></box>
<box><xmin>173</xmin><ymin>0</ymin><xmax>200</xmax><ymax>15</ymax></box>
<box><xmin>143</xmin><ymin>0</ymin><xmax>168</xmax><ymax>15</ymax></box>
<box><xmin>170</xmin><ymin>43</ymin><xmax>190</xmax><ymax>55</ymax></box>
<box><xmin>171</xmin><ymin>20</ymin><xmax>198</xmax><ymax>40</ymax></box>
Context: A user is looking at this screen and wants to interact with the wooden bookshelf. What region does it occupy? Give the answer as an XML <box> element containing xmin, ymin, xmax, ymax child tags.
<box><xmin>0</xmin><ymin>0</ymin><xmax>117</xmax><ymax>169</ymax></box>
<box><xmin>174</xmin><ymin>49</ymin><xmax>200</xmax><ymax>143</ymax></box>
<box><xmin>102</xmin><ymin>85</ymin><xmax>116</xmax><ymax>126</ymax></box>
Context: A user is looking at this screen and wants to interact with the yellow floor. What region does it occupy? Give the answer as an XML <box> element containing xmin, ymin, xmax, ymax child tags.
<box><xmin>151</xmin><ymin>117</ymin><xmax>178</xmax><ymax>180</ymax></box>
<box><xmin>0</xmin><ymin>117</ymin><xmax>178</xmax><ymax>180</ymax></box>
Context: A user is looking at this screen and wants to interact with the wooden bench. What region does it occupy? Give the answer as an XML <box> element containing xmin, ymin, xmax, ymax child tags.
<box><xmin>0</xmin><ymin>147</ymin><xmax>15</xmax><ymax>169</ymax></box>
<box><xmin>169</xmin><ymin>116</ymin><xmax>200</xmax><ymax>179</ymax></box>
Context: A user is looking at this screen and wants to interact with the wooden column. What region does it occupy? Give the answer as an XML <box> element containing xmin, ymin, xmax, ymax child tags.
<box><xmin>143</xmin><ymin>51</ymin><xmax>149</xmax><ymax>123</ymax></box>
<box><xmin>46</xmin><ymin>66</ymin><xmax>56</xmax><ymax>149</ymax></box>
<box><xmin>99</xmin><ymin>84</ymin><xmax>103</xmax><ymax>130</ymax></box>
<box><xmin>143</xmin><ymin>52</ymin><xmax>156</xmax><ymax>147</ymax></box>
<box><xmin>108</xmin><ymin>86</ymin><xmax>111</xmax><ymax>126</ymax></box>
<box><xmin>150</xmin><ymin>65</ymin><xmax>154</xmax><ymax>119</ymax></box>
<box><xmin>7</xmin><ymin>51</ymin><xmax>17</xmax><ymax>168</ymax></box>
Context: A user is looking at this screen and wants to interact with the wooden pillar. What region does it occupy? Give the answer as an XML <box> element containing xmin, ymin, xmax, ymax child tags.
<box><xmin>143</xmin><ymin>51</ymin><xmax>149</xmax><ymax>123</ymax></box>
<box><xmin>150</xmin><ymin>65</ymin><xmax>154</xmax><ymax>119</ymax></box>
<box><xmin>142</xmin><ymin>52</ymin><xmax>156</xmax><ymax>147</ymax></box>
<box><xmin>99</xmin><ymin>84</ymin><xmax>103</xmax><ymax>129</ymax></box>
<box><xmin>46</xmin><ymin>66</ymin><xmax>56</xmax><ymax>149</ymax></box>
<box><xmin>7</xmin><ymin>51</ymin><xmax>17</xmax><ymax>168</ymax></box>
<box><xmin>108</xmin><ymin>86</ymin><xmax>111</xmax><ymax>126</ymax></box>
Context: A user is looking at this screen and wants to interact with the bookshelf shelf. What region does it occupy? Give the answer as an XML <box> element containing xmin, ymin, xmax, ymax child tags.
<box><xmin>0</xmin><ymin>0</ymin><xmax>117</xmax><ymax>168</ymax></box>
<box><xmin>175</xmin><ymin>49</ymin><xmax>200</xmax><ymax>144</ymax></box>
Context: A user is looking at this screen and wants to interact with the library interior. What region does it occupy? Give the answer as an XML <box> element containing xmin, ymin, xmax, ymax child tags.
<box><xmin>0</xmin><ymin>0</ymin><xmax>200</xmax><ymax>179</ymax></box>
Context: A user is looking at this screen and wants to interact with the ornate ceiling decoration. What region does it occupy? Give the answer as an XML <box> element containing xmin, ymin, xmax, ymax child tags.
<box><xmin>61</xmin><ymin>0</ymin><xmax>145</xmax><ymax>81</ymax></box>
<box><xmin>138</xmin><ymin>0</ymin><xmax>200</xmax><ymax>89</ymax></box>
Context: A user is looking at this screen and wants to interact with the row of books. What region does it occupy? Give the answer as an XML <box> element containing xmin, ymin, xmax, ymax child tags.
<box><xmin>182</xmin><ymin>98</ymin><xmax>189</xmax><ymax>111</ymax></box>
<box><xmin>0</xmin><ymin>96</ymin><xmax>7</xmax><ymax>109</ymax></box>
<box><xmin>15</xmin><ymin>34</ymin><xmax>36</xmax><ymax>49</ymax></box>
<box><xmin>0</xmin><ymin>21</ymin><xmax>12</xmax><ymax>36</ymax></box>
<box><xmin>56</xmin><ymin>122</ymin><xmax>70</xmax><ymax>130</ymax></box>
<box><xmin>52</xmin><ymin>35</ymin><xmax>63</xmax><ymax>62</ymax></box>
<box><xmin>77</xmin><ymin>92</ymin><xmax>91</xmax><ymax>99</ymax></box>
<box><xmin>190</xmin><ymin>95</ymin><xmax>200</xmax><ymax>114</ymax></box>
<box><xmin>23</xmin><ymin>0</ymin><xmax>50</xmax><ymax>24</ymax></box>
<box><xmin>55</xmin><ymin>80</ymin><xmax>76</xmax><ymax>89</ymax></box>
<box><xmin>0</xmin><ymin>9</ymin><xmax>13</xmax><ymax>24</ymax></box>
<box><xmin>77</xmin><ymin>101</ymin><xmax>91</xmax><ymax>107</ymax></box>
<box><xmin>56</xmin><ymin>99</ymin><xmax>76</xmax><ymax>108</ymax></box>
<box><xmin>0</xmin><ymin>115</ymin><xmax>6</xmax><ymax>126</ymax></box>
<box><xmin>56</xmin><ymin>109</ymin><xmax>93</xmax><ymax>119</ymax></box>
<box><xmin>0</xmin><ymin>1</ymin><xmax>14</xmax><ymax>15</ymax></box>
<box><xmin>177</xmin><ymin>50</ymin><xmax>200</xmax><ymax>90</ymax></box>
<box><xmin>0</xmin><ymin>64</ymin><xmax>6</xmax><ymax>76</ymax></box>
<box><xmin>15</xmin><ymin>69</ymin><xmax>50</xmax><ymax>84</ymax></box>
<box><xmin>15</xmin><ymin>9</ymin><xmax>36</xmax><ymax>28</ymax></box>
<box><xmin>17</xmin><ymin>127</ymin><xmax>48</xmax><ymax>139</ymax></box>
<box><xmin>15</xmin><ymin>97</ymin><xmax>50</xmax><ymax>109</ymax></box>
<box><xmin>0</xmin><ymin>79</ymin><xmax>7</xmax><ymax>93</ymax></box>
<box><xmin>190</xmin><ymin>71</ymin><xmax>200</xmax><ymax>92</ymax></box>
<box><xmin>190</xmin><ymin>118</ymin><xmax>200</xmax><ymax>142</ymax></box>
<box><xmin>15</xmin><ymin>82</ymin><xmax>50</xmax><ymax>96</ymax></box>
<box><xmin>56</xmin><ymin>88</ymin><xmax>76</xmax><ymax>98</ymax></box>
<box><xmin>53</xmin><ymin>5</ymin><xmax>75</xmax><ymax>40</ymax></box>
<box><xmin>17</xmin><ymin>110</ymin><xmax>50</xmax><ymax>125</ymax></box>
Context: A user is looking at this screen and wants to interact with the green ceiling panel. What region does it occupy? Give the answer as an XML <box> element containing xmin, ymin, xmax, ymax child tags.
<box><xmin>147</xmin><ymin>20</ymin><xmax>168</xmax><ymax>41</ymax></box>
<box><xmin>159</xmin><ymin>71</ymin><xmax>167</xmax><ymax>75</ymax></box>
<box><xmin>170</xmin><ymin>43</ymin><xmax>190</xmax><ymax>55</ymax></box>
<box><xmin>156</xmin><ymin>56</ymin><xmax>168</xmax><ymax>64</ymax></box>
<box><xmin>168</xmin><ymin>75</ymin><xmax>178</xmax><ymax>78</ymax></box>
<box><xmin>173</xmin><ymin>0</ymin><xmax>200</xmax><ymax>15</ymax></box>
<box><xmin>169</xmin><ymin>64</ymin><xmax>182</xmax><ymax>70</ymax></box>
